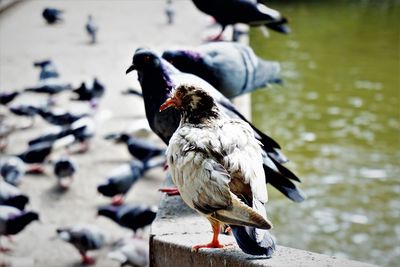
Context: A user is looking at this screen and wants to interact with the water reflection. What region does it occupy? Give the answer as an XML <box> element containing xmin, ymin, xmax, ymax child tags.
<box><xmin>251</xmin><ymin>1</ymin><xmax>400</xmax><ymax>266</ymax></box>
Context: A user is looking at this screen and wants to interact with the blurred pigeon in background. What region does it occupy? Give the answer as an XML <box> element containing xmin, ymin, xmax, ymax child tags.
<box><xmin>28</xmin><ymin>123</ymin><xmax>86</xmax><ymax>147</ymax></box>
<box><xmin>97</xmin><ymin>159</ymin><xmax>163</xmax><ymax>205</ymax></box>
<box><xmin>97</xmin><ymin>204</ymin><xmax>157</xmax><ymax>236</ymax></box>
<box><xmin>126</xmin><ymin>49</ymin><xmax>305</xmax><ymax>203</ymax></box>
<box><xmin>0</xmin><ymin>180</ymin><xmax>29</xmax><ymax>210</ymax></box>
<box><xmin>33</xmin><ymin>60</ymin><xmax>59</xmax><ymax>81</ymax></box>
<box><xmin>72</xmin><ymin>78</ymin><xmax>105</xmax><ymax>108</ymax></box>
<box><xmin>53</xmin><ymin>155</ymin><xmax>77</xmax><ymax>190</ymax></box>
<box><xmin>0</xmin><ymin>91</ymin><xmax>20</xmax><ymax>106</ymax></box>
<box><xmin>0</xmin><ymin>205</ymin><xmax>39</xmax><ymax>252</ymax></box>
<box><xmin>56</xmin><ymin>224</ymin><xmax>105</xmax><ymax>265</ymax></box>
<box><xmin>191</xmin><ymin>0</ymin><xmax>290</xmax><ymax>40</ymax></box>
<box><xmin>42</xmin><ymin>8</ymin><xmax>63</xmax><ymax>24</ymax></box>
<box><xmin>108</xmin><ymin>237</ymin><xmax>149</xmax><ymax>267</ymax></box>
<box><xmin>16</xmin><ymin>135</ymin><xmax>75</xmax><ymax>173</ymax></box>
<box><xmin>162</xmin><ymin>41</ymin><xmax>282</xmax><ymax>99</ymax></box>
<box><xmin>0</xmin><ymin>156</ymin><xmax>26</xmax><ymax>186</ymax></box>
<box><xmin>36</xmin><ymin>107</ymin><xmax>89</xmax><ymax>126</ymax></box>
<box><xmin>105</xmin><ymin>133</ymin><xmax>165</xmax><ymax>163</ymax></box>
<box><xmin>9</xmin><ymin>104</ymin><xmax>40</xmax><ymax>127</ymax></box>
<box><xmin>165</xmin><ymin>0</ymin><xmax>175</xmax><ymax>25</ymax></box>
<box><xmin>86</xmin><ymin>15</ymin><xmax>98</xmax><ymax>44</ymax></box>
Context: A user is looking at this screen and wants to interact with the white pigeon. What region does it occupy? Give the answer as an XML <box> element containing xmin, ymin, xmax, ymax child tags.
<box><xmin>160</xmin><ymin>84</ymin><xmax>273</xmax><ymax>252</ymax></box>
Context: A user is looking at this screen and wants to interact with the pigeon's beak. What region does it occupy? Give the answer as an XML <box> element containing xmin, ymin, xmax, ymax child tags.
<box><xmin>159</xmin><ymin>97</ymin><xmax>177</xmax><ymax>112</ymax></box>
<box><xmin>126</xmin><ymin>64</ymin><xmax>136</xmax><ymax>74</ymax></box>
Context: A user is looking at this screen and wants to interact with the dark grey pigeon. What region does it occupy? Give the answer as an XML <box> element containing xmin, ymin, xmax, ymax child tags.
<box><xmin>0</xmin><ymin>180</ymin><xmax>29</xmax><ymax>210</ymax></box>
<box><xmin>86</xmin><ymin>15</ymin><xmax>98</xmax><ymax>44</ymax></box>
<box><xmin>36</xmin><ymin>107</ymin><xmax>88</xmax><ymax>126</ymax></box>
<box><xmin>162</xmin><ymin>41</ymin><xmax>282</xmax><ymax>99</ymax></box>
<box><xmin>71</xmin><ymin>78</ymin><xmax>105</xmax><ymax>108</ymax></box>
<box><xmin>33</xmin><ymin>60</ymin><xmax>59</xmax><ymax>81</ymax></box>
<box><xmin>97</xmin><ymin>204</ymin><xmax>157</xmax><ymax>234</ymax></box>
<box><xmin>42</xmin><ymin>8</ymin><xmax>63</xmax><ymax>24</ymax></box>
<box><xmin>97</xmin><ymin>159</ymin><xmax>163</xmax><ymax>205</ymax></box>
<box><xmin>0</xmin><ymin>205</ymin><xmax>39</xmax><ymax>252</ymax></box>
<box><xmin>57</xmin><ymin>224</ymin><xmax>105</xmax><ymax>265</ymax></box>
<box><xmin>191</xmin><ymin>0</ymin><xmax>290</xmax><ymax>40</ymax></box>
<box><xmin>105</xmin><ymin>133</ymin><xmax>165</xmax><ymax>163</ymax></box>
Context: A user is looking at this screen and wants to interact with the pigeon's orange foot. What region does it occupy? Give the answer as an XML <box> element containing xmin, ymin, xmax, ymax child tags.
<box><xmin>111</xmin><ymin>195</ymin><xmax>124</xmax><ymax>206</ymax></box>
<box><xmin>158</xmin><ymin>187</ymin><xmax>180</xmax><ymax>196</ymax></box>
<box><xmin>81</xmin><ymin>254</ymin><xmax>96</xmax><ymax>265</ymax></box>
<box><xmin>191</xmin><ymin>241</ymin><xmax>225</xmax><ymax>252</ymax></box>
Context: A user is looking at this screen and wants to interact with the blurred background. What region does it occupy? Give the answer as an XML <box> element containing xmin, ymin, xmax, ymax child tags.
<box><xmin>252</xmin><ymin>1</ymin><xmax>400</xmax><ymax>266</ymax></box>
<box><xmin>0</xmin><ymin>0</ymin><xmax>399</xmax><ymax>267</ymax></box>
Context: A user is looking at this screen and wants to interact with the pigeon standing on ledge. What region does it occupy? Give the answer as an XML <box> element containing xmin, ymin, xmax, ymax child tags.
<box><xmin>191</xmin><ymin>0</ymin><xmax>290</xmax><ymax>40</ymax></box>
<box><xmin>160</xmin><ymin>84</ymin><xmax>275</xmax><ymax>256</ymax></box>
<box><xmin>126</xmin><ymin>49</ymin><xmax>304</xmax><ymax>203</ymax></box>
<box><xmin>162</xmin><ymin>41</ymin><xmax>282</xmax><ymax>99</ymax></box>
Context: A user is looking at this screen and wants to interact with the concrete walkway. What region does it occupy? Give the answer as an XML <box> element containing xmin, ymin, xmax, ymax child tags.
<box><xmin>0</xmin><ymin>1</ymin><xmax>209</xmax><ymax>266</ymax></box>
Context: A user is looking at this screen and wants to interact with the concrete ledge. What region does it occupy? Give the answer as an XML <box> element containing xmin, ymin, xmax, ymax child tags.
<box><xmin>150</xmin><ymin>178</ymin><xmax>377</xmax><ymax>267</ymax></box>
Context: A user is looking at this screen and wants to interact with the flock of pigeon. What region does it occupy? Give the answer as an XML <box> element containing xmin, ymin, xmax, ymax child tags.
<box><xmin>0</xmin><ymin>0</ymin><xmax>306</xmax><ymax>265</ymax></box>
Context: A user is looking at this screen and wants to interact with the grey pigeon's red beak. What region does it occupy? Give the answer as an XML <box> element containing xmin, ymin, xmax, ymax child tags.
<box><xmin>126</xmin><ymin>64</ymin><xmax>136</xmax><ymax>74</ymax></box>
<box><xmin>159</xmin><ymin>97</ymin><xmax>177</xmax><ymax>112</ymax></box>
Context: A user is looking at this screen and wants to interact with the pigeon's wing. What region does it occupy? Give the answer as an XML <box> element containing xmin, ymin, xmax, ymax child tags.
<box><xmin>168</xmin><ymin>127</ymin><xmax>232</xmax><ymax>214</ymax></box>
<box><xmin>218</xmin><ymin>119</ymin><xmax>268</xmax><ymax>204</ymax></box>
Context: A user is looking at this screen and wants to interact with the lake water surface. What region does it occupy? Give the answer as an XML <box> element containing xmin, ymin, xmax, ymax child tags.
<box><xmin>250</xmin><ymin>1</ymin><xmax>400</xmax><ymax>266</ymax></box>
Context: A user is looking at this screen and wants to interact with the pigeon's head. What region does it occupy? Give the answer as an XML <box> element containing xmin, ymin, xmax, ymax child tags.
<box><xmin>159</xmin><ymin>84</ymin><xmax>219</xmax><ymax>123</ymax></box>
<box><xmin>126</xmin><ymin>48</ymin><xmax>161</xmax><ymax>74</ymax></box>
<box><xmin>162</xmin><ymin>50</ymin><xmax>201</xmax><ymax>70</ymax></box>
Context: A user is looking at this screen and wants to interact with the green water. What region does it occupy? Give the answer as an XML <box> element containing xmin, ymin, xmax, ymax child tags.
<box><xmin>251</xmin><ymin>1</ymin><xmax>400</xmax><ymax>266</ymax></box>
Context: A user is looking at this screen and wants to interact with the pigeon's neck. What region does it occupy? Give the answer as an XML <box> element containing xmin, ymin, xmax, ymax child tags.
<box><xmin>138</xmin><ymin>66</ymin><xmax>173</xmax><ymax>106</ymax></box>
<box><xmin>180</xmin><ymin>106</ymin><xmax>221</xmax><ymax>125</ymax></box>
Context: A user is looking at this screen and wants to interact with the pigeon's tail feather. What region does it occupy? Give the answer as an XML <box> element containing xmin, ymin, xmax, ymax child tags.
<box><xmin>255</xmin><ymin>60</ymin><xmax>282</xmax><ymax>88</ymax></box>
<box><xmin>264</xmin><ymin>165</ymin><xmax>306</xmax><ymax>202</ymax></box>
<box><xmin>231</xmin><ymin>226</ymin><xmax>276</xmax><ymax>257</ymax></box>
<box><xmin>214</xmin><ymin>195</ymin><xmax>272</xmax><ymax>229</ymax></box>
<box><xmin>231</xmin><ymin>197</ymin><xmax>276</xmax><ymax>256</ymax></box>
<box><xmin>265</xmin><ymin>17</ymin><xmax>291</xmax><ymax>34</ymax></box>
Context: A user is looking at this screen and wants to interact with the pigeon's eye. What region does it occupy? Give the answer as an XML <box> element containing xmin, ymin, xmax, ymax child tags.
<box><xmin>144</xmin><ymin>56</ymin><xmax>151</xmax><ymax>63</ymax></box>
